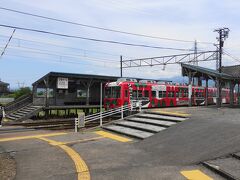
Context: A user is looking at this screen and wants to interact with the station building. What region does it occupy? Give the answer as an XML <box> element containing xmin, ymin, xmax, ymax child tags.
<box><xmin>32</xmin><ymin>72</ymin><xmax>118</xmax><ymax>107</ymax></box>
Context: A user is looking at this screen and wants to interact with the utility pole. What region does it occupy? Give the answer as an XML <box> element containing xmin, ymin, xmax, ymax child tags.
<box><xmin>214</xmin><ymin>27</ymin><xmax>230</xmax><ymax>107</ymax></box>
<box><xmin>120</xmin><ymin>55</ymin><xmax>123</xmax><ymax>77</ymax></box>
<box><xmin>194</xmin><ymin>40</ymin><xmax>198</xmax><ymax>66</ymax></box>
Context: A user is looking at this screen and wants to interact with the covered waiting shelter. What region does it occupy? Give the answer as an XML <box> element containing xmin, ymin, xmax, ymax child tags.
<box><xmin>181</xmin><ymin>63</ymin><xmax>240</xmax><ymax>107</ymax></box>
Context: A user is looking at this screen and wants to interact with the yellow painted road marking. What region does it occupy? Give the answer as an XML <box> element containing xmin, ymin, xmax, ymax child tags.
<box><xmin>63</xmin><ymin>136</ymin><xmax>104</xmax><ymax>145</ymax></box>
<box><xmin>0</xmin><ymin>132</ymin><xmax>67</xmax><ymax>142</ymax></box>
<box><xmin>152</xmin><ymin>110</ymin><xmax>190</xmax><ymax>117</ymax></box>
<box><xmin>37</xmin><ymin>137</ymin><xmax>90</xmax><ymax>180</ymax></box>
<box><xmin>95</xmin><ymin>130</ymin><xmax>132</xmax><ymax>142</ymax></box>
<box><xmin>38</xmin><ymin>136</ymin><xmax>104</xmax><ymax>146</ymax></box>
<box><xmin>181</xmin><ymin>170</ymin><xmax>213</xmax><ymax>180</ymax></box>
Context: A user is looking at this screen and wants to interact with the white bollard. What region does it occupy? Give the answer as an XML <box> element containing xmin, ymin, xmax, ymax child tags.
<box><xmin>75</xmin><ymin>118</ymin><xmax>79</xmax><ymax>133</ymax></box>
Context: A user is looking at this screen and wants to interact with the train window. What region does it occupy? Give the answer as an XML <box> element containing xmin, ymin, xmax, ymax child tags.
<box><xmin>112</xmin><ymin>87</ymin><xmax>120</xmax><ymax>98</ymax></box>
<box><xmin>138</xmin><ymin>90</ymin><xmax>143</xmax><ymax>98</ymax></box>
<box><xmin>162</xmin><ymin>91</ymin><xmax>166</xmax><ymax>97</ymax></box>
<box><xmin>176</xmin><ymin>91</ymin><xmax>179</xmax><ymax>97</ymax></box>
<box><xmin>168</xmin><ymin>91</ymin><xmax>174</xmax><ymax>97</ymax></box>
<box><xmin>159</xmin><ymin>91</ymin><xmax>163</xmax><ymax>98</ymax></box>
<box><xmin>105</xmin><ymin>86</ymin><xmax>121</xmax><ymax>98</ymax></box>
<box><xmin>144</xmin><ymin>91</ymin><xmax>149</xmax><ymax>97</ymax></box>
<box><xmin>152</xmin><ymin>91</ymin><xmax>156</xmax><ymax>98</ymax></box>
<box><xmin>105</xmin><ymin>87</ymin><xmax>111</xmax><ymax>98</ymax></box>
<box><xmin>132</xmin><ymin>90</ymin><xmax>137</xmax><ymax>99</ymax></box>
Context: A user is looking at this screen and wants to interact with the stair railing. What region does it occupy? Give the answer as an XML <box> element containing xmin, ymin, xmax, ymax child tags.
<box><xmin>5</xmin><ymin>94</ymin><xmax>33</xmax><ymax>114</ymax></box>
<box><xmin>75</xmin><ymin>100</ymin><xmax>142</xmax><ymax>132</ymax></box>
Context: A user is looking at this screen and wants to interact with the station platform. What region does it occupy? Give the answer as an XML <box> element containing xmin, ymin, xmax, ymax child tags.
<box><xmin>1</xmin><ymin>106</ymin><xmax>240</xmax><ymax>179</ymax></box>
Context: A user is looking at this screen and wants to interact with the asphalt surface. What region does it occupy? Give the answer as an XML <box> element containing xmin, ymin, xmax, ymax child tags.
<box><xmin>1</xmin><ymin>106</ymin><xmax>240</xmax><ymax>179</ymax></box>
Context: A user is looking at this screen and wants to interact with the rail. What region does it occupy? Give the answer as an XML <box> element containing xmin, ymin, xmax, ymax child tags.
<box><xmin>75</xmin><ymin>100</ymin><xmax>142</xmax><ymax>132</ymax></box>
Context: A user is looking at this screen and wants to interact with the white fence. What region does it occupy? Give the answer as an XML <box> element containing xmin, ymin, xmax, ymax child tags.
<box><xmin>75</xmin><ymin>100</ymin><xmax>142</xmax><ymax>132</ymax></box>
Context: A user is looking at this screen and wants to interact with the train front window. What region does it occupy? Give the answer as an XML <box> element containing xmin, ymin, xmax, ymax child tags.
<box><xmin>105</xmin><ymin>86</ymin><xmax>121</xmax><ymax>98</ymax></box>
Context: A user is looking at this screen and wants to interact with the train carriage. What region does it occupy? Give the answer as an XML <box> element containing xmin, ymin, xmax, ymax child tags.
<box><xmin>104</xmin><ymin>78</ymin><xmax>235</xmax><ymax>109</ymax></box>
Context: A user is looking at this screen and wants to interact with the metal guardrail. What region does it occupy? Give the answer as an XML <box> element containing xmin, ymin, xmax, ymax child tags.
<box><xmin>5</xmin><ymin>94</ymin><xmax>33</xmax><ymax>113</ymax></box>
<box><xmin>75</xmin><ymin>100</ymin><xmax>143</xmax><ymax>132</ymax></box>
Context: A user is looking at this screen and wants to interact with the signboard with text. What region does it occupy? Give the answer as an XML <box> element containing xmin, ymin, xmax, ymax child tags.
<box><xmin>57</xmin><ymin>77</ymin><xmax>68</xmax><ymax>89</ymax></box>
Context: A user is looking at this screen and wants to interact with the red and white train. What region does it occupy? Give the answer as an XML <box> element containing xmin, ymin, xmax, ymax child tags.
<box><xmin>104</xmin><ymin>78</ymin><xmax>236</xmax><ymax>109</ymax></box>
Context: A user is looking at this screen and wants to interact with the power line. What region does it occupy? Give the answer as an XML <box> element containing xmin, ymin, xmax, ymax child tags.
<box><xmin>0</xmin><ymin>24</ymin><xmax>194</xmax><ymax>51</ymax></box>
<box><xmin>0</xmin><ymin>34</ymin><xmax>125</xmax><ymax>58</ymax></box>
<box><xmin>223</xmin><ymin>49</ymin><xmax>240</xmax><ymax>63</ymax></box>
<box><xmin>4</xmin><ymin>45</ymin><xmax>118</xmax><ymax>63</ymax></box>
<box><xmin>0</xmin><ymin>28</ymin><xmax>15</xmax><ymax>57</ymax></box>
<box><xmin>0</xmin><ymin>6</ymin><xmax>214</xmax><ymax>45</ymax></box>
<box><xmin>4</xmin><ymin>53</ymin><xmax>120</xmax><ymax>69</ymax></box>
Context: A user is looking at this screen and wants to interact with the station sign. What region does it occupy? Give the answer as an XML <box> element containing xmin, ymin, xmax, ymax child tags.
<box><xmin>57</xmin><ymin>77</ymin><xmax>68</xmax><ymax>89</ymax></box>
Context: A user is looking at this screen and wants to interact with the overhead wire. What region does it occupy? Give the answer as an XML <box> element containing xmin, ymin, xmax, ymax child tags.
<box><xmin>4</xmin><ymin>53</ymin><xmax>120</xmax><ymax>69</ymax></box>
<box><xmin>3</xmin><ymin>45</ymin><xmax>118</xmax><ymax>63</ymax></box>
<box><xmin>0</xmin><ymin>34</ymin><xmax>125</xmax><ymax>58</ymax></box>
<box><xmin>223</xmin><ymin>49</ymin><xmax>240</xmax><ymax>63</ymax></box>
<box><xmin>0</xmin><ymin>6</ymin><xmax>214</xmax><ymax>45</ymax></box>
<box><xmin>0</xmin><ymin>24</ymin><xmax>195</xmax><ymax>51</ymax></box>
<box><xmin>0</xmin><ymin>28</ymin><xmax>15</xmax><ymax>57</ymax></box>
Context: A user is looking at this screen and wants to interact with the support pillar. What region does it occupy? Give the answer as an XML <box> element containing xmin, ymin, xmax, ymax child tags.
<box><xmin>230</xmin><ymin>81</ymin><xmax>234</xmax><ymax>107</ymax></box>
<box><xmin>205</xmin><ymin>78</ymin><xmax>208</xmax><ymax>106</ymax></box>
<box><xmin>238</xmin><ymin>83</ymin><xmax>240</xmax><ymax>105</ymax></box>
<box><xmin>216</xmin><ymin>78</ymin><xmax>222</xmax><ymax>108</ymax></box>
<box><xmin>188</xmin><ymin>73</ymin><xmax>192</xmax><ymax>107</ymax></box>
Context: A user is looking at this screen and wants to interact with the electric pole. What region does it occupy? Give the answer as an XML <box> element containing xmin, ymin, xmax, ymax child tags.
<box><xmin>120</xmin><ymin>55</ymin><xmax>123</xmax><ymax>77</ymax></box>
<box><xmin>194</xmin><ymin>40</ymin><xmax>198</xmax><ymax>66</ymax></box>
<box><xmin>214</xmin><ymin>28</ymin><xmax>230</xmax><ymax>72</ymax></box>
<box><xmin>214</xmin><ymin>27</ymin><xmax>230</xmax><ymax>107</ymax></box>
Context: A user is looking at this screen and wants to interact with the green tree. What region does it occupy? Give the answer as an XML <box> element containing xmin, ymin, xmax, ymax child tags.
<box><xmin>13</xmin><ymin>87</ymin><xmax>32</xmax><ymax>99</ymax></box>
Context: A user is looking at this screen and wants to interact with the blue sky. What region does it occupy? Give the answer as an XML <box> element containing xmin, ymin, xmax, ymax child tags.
<box><xmin>0</xmin><ymin>0</ymin><xmax>240</xmax><ymax>88</ymax></box>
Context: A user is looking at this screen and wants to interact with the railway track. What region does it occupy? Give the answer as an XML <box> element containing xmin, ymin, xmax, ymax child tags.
<box><xmin>5</xmin><ymin>117</ymin><xmax>115</xmax><ymax>130</ymax></box>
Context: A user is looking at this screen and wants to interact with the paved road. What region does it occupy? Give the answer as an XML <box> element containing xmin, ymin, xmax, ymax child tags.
<box><xmin>1</xmin><ymin>107</ymin><xmax>240</xmax><ymax>179</ymax></box>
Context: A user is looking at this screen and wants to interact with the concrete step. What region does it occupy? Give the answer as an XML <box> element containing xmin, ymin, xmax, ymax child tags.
<box><xmin>145</xmin><ymin>110</ymin><xmax>190</xmax><ymax>118</ymax></box>
<box><xmin>126</xmin><ymin>117</ymin><xmax>176</xmax><ymax>127</ymax></box>
<box><xmin>14</xmin><ymin>112</ymin><xmax>29</xmax><ymax>116</ymax></box>
<box><xmin>6</xmin><ymin>115</ymin><xmax>17</xmax><ymax>120</ymax></box>
<box><xmin>103</xmin><ymin>125</ymin><xmax>154</xmax><ymax>139</ymax></box>
<box><xmin>202</xmin><ymin>157</ymin><xmax>240</xmax><ymax>179</ymax></box>
<box><xmin>24</xmin><ymin>107</ymin><xmax>38</xmax><ymax>111</ymax></box>
<box><xmin>115</xmin><ymin>121</ymin><xmax>166</xmax><ymax>133</ymax></box>
<box><xmin>18</xmin><ymin>109</ymin><xmax>34</xmax><ymax>113</ymax></box>
<box><xmin>7</xmin><ymin>113</ymin><xmax>23</xmax><ymax>118</ymax></box>
<box><xmin>136</xmin><ymin>113</ymin><xmax>187</xmax><ymax>122</ymax></box>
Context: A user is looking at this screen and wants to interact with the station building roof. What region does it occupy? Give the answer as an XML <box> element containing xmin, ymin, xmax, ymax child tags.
<box><xmin>32</xmin><ymin>71</ymin><xmax>171</xmax><ymax>86</ymax></box>
<box><xmin>32</xmin><ymin>72</ymin><xmax>119</xmax><ymax>86</ymax></box>
<box><xmin>181</xmin><ymin>63</ymin><xmax>236</xmax><ymax>81</ymax></box>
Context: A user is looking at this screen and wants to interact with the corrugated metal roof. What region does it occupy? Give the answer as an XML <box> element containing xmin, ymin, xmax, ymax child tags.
<box><xmin>181</xmin><ymin>63</ymin><xmax>235</xmax><ymax>80</ymax></box>
<box><xmin>222</xmin><ymin>65</ymin><xmax>240</xmax><ymax>78</ymax></box>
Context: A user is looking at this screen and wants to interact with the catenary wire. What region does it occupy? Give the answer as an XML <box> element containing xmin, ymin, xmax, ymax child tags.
<box><xmin>0</xmin><ymin>6</ymin><xmax>214</xmax><ymax>45</ymax></box>
<box><xmin>0</xmin><ymin>24</ymin><xmax>195</xmax><ymax>51</ymax></box>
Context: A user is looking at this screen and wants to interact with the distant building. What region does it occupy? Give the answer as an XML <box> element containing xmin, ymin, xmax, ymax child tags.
<box><xmin>0</xmin><ymin>80</ymin><xmax>10</xmax><ymax>96</ymax></box>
